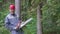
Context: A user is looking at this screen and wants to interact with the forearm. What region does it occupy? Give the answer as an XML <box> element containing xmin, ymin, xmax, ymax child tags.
<box><xmin>15</xmin><ymin>20</ymin><xmax>22</xmax><ymax>29</ymax></box>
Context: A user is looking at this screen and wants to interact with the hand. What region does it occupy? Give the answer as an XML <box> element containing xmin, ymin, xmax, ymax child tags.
<box><xmin>17</xmin><ymin>21</ymin><xmax>21</xmax><ymax>27</ymax></box>
<box><xmin>17</xmin><ymin>22</ymin><xmax>20</xmax><ymax>27</ymax></box>
<box><xmin>15</xmin><ymin>22</ymin><xmax>21</xmax><ymax>29</ymax></box>
<box><xmin>14</xmin><ymin>26</ymin><xmax>18</xmax><ymax>30</ymax></box>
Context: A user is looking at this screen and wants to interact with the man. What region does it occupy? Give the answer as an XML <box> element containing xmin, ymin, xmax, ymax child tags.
<box><xmin>5</xmin><ymin>4</ymin><xmax>23</xmax><ymax>34</ymax></box>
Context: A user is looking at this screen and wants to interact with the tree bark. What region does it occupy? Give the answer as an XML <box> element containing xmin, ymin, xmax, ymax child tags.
<box><xmin>15</xmin><ymin>0</ymin><xmax>21</xmax><ymax>19</ymax></box>
<box><xmin>37</xmin><ymin>2</ymin><xmax>43</xmax><ymax>34</ymax></box>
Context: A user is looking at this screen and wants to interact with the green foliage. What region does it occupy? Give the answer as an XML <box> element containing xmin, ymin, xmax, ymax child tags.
<box><xmin>0</xmin><ymin>0</ymin><xmax>3</xmax><ymax>2</ymax></box>
<box><xmin>1</xmin><ymin>0</ymin><xmax>60</xmax><ymax>34</ymax></box>
<box><xmin>0</xmin><ymin>0</ymin><xmax>37</xmax><ymax>34</ymax></box>
<box><xmin>0</xmin><ymin>27</ymin><xmax>10</xmax><ymax>34</ymax></box>
<box><xmin>42</xmin><ymin>0</ymin><xmax>60</xmax><ymax>34</ymax></box>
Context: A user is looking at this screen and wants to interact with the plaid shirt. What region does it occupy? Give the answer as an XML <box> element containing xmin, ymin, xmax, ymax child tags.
<box><xmin>5</xmin><ymin>13</ymin><xmax>19</xmax><ymax>30</ymax></box>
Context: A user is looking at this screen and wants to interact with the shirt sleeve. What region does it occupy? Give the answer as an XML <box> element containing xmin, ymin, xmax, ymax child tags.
<box><xmin>5</xmin><ymin>17</ymin><xmax>14</xmax><ymax>30</ymax></box>
<box><xmin>5</xmin><ymin>17</ymin><xmax>10</xmax><ymax>28</ymax></box>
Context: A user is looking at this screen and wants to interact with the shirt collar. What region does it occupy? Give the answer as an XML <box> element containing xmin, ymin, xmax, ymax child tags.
<box><xmin>10</xmin><ymin>13</ymin><xmax>16</xmax><ymax>16</ymax></box>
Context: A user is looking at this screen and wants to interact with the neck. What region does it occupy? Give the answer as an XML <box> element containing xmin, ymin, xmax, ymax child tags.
<box><xmin>10</xmin><ymin>13</ymin><xmax>15</xmax><ymax>16</ymax></box>
<box><xmin>10</xmin><ymin>12</ymin><xmax>15</xmax><ymax>14</ymax></box>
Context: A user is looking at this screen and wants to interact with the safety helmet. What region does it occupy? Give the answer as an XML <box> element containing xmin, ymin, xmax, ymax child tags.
<box><xmin>9</xmin><ymin>4</ymin><xmax>15</xmax><ymax>10</ymax></box>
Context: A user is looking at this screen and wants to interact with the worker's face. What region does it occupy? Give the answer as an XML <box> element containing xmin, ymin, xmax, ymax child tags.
<box><xmin>9</xmin><ymin>9</ymin><xmax>15</xmax><ymax>14</ymax></box>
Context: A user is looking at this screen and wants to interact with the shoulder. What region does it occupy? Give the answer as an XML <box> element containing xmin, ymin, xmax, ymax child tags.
<box><xmin>15</xmin><ymin>14</ymin><xmax>19</xmax><ymax>18</ymax></box>
<box><xmin>5</xmin><ymin>14</ymin><xmax>11</xmax><ymax>19</ymax></box>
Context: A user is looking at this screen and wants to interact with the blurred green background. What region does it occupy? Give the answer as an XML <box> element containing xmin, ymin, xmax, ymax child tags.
<box><xmin>0</xmin><ymin>0</ymin><xmax>60</xmax><ymax>34</ymax></box>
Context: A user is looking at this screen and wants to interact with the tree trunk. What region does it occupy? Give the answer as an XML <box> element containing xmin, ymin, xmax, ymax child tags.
<box><xmin>37</xmin><ymin>2</ymin><xmax>43</xmax><ymax>34</ymax></box>
<box><xmin>15</xmin><ymin>0</ymin><xmax>21</xmax><ymax>19</ymax></box>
